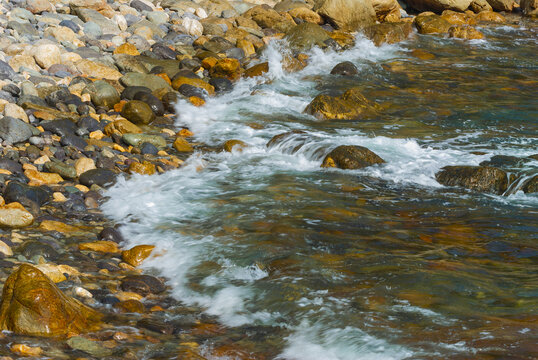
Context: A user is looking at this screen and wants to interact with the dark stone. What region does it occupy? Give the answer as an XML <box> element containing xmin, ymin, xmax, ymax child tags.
<box><xmin>172</xmin><ymin>69</ymin><xmax>199</xmax><ymax>80</ymax></box>
<box><xmin>435</xmin><ymin>166</ymin><xmax>508</xmax><ymax>195</ymax></box>
<box><xmin>330</xmin><ymin>61</ymin><xmax>359</xmax><ymax>76</ymax></box>
<box><xmin>151</xmin><ymin>43</ymin><xmax>178</xmax><ymax>60</ymax></box>
<box><xmin>178</xmin><ymin>84</ymin><xmax>207</xmax><ymax>99</ymax></box>
<box><xmin>4</xmin><ymin>181</ymin><xmax>51</xmax><ymax>206</ymax></box>
<box><xmin>179</xmin><ymin>58</ymin><xmax>201</xmax><ymax>70</ymax></box>
<box><xmin>208</xmin><ymin>77</ymin><xmax>233</xmax><ymax>94</ymax></box>
<box><xmin>18</xmin><ymin>95</ymin><xmax>49</xmax><ymax>108</ymax></box>
<box><xmin>321</xmin><ymin>145</ymin><xmax>385</xmax><ymax>170</ymax></box>
<box><xmin>7</xmin><ymin>21</ymin><xmax>38</xmax><ymax>37</ymax></box>
<box><xmin>0</xmin><ymin>91</ymin><xmax>16</xmax><ymax>104</ymax></box>
<box><xmin>202</xmin><ymin>37</ymin><xmax>234</xmax><ymax>53</ymax></box>
<box><xmin>121</xmin><ymin>100</ymin><xmax>155</xmax><ymax>125</ymax></box>
<box><xmin>0</xmin><ymin>158</ymin><xmax>23</xmax><ymax>174</ymax></box>
<box><xmin>479</xmin><ymin>155</ymin><xmax>526</xmax><ymax>169</ymax></box>
<box><xmin>19</xmin><ymin>240</ymin><xmax>59</xmax><ymax>261</ymax></box>
<box><xmin>121</xmin><ymin>86</ymin><xmax>152</xmax><ymax>100</ymax></box>
<box><xmin>140</xmin><ymin>142</ymin><xmax>159</xmax><ymax>155</ymax></box>
<box><xmin>521</xmin><ymin>175</ymin><xmax>537</xmax><ymax>194</ymax></box>
<box><xmin>136</xmin><ymin>318</ymin><xmax>173</xmax><ymax>335</ymax></box>
<box><xmin>61</xmin><ymin>133</ymin><xmax>88</xmax><ymax>150</ymax></box>
<box><xmin>0</xmin><ymin>61</ymin><xmax>16</xmax><ymax>80</ymax></box>
<box><xmin>96</xmin><ymin>260</ymin><xmax>120</xmax><ymax>271</ymax></box>
<box><xmin>79</xmin><ymin>169</ymin><xmax>117</xmax><ymax>188</ymax></box>
<box><xmin>99</xmin><ymin>227</ymin><xmax>124</xmax><ymax>243</ymax></box>
<box><xmin>130</xmin><ymin>0</ymin><xmax>153</xmax><ymax>12</ymax></box>
<box><xmin>77</xmin><ymin>116</ymin><xmax>103</xmax><ymax>133</ymax></box>
<box><xmin>121</xmin><ymin>275</ymin><xmax>166</xmax><ymax>295</ymax></box>
<box><xmin>0</xmin><ymin>117</ymin><xmax>35</xmax><ymax>144</ymax></box>
<box><xmin>133</xmin><ymin>92</ymin><xmax>165</xmax><ymax>116</ymax></box>
<box><xmin>59</xmin><ymin>19</ymin><xmax>80</xmax><ymax>33</ymax></box>
<box><xmin>41</xmin><ymin>119</ymin><xmax>77</xmax><ymax>137</ymax></box>
<box><xmin>161</xmin><ymin>92</ymin><xmax>178</xmax><ymax>113</ymax></box>
<box><xmin>2</xmin><ymin>84</ymin><xmax>20</xmax><ymax>97</ymax></box>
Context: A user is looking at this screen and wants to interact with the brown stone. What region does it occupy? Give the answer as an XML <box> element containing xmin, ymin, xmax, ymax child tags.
<box><xmin>75</xmin><ymin>59</ymin><xmax>122</xmax><ymax>80</ymax></box>
<box><xmin>441</xmin><ymin>10</ymin><xmax>476</xmax><ymax>24</ymax></box>
<box><xmin>475</xmin><ymin>10</ymin><xmax>506</xmax><ymax>22</ymax></box>
<box><xmin>0</xmin><ymin>264</ymin><xmax>102</xmax><ymax>336</ymax></box>
<box><xmin>114</xmin><ymin>43</ymin><xmax>140</xmax><ymax>56</ymax></box>
<box><xmin>314</xmin><ymin>0</ymin><xmax>376</xmax><ymax>30</ymax></box>
<box><xmin>363</xmin><ymin>22</ymin><xmax>413</xmax><ymax>46</ymax></box>
<box><xmin>435</xmin><ymin>165</ymin><xmax>508</xmax><ymax>194</ymax></box>
<box><xmin>79</xmin><ymin>241</ymin><xmax>120</xmax><ymax>253</ymax></box>
<box><xmin>39</xmin><ymin>220</ymin><xmax>82</xmax><ymax>233</ymax></box>
<box><xmin>321</xmin><ymin>145</ymin><xmax>385</xmax><ymax>169</ymax></box>
<box><xmin>114</xmin><ymin>299</ymin><xmax>145</xmax><ymax>313</ymax></box>
<box><xmin>223</xmin><ymin>139</ymin><xmax>248</xmax><ymax>152</ymax></box>
<box><xmin>11</xmin><ymin>344</ymin><xmax>43</xmax><ymax>357</ymax></box>
<box><xmin>128</xmin><ymin>161</ymin><xmax>156</xmax><ymax>175</ymax></box>
<box><xmin>521</xmin><ymin>0</ymin><xmax>538</xmax><ymax>16</ymax></box>
<box><xmin>288</xmin><ymin>7</ymin><xmax>323</xmax><ymax>24</ymax></box>
<box><xmin>244</xmin><ymin>62</ymin><xmax>269</xmax><ymax>78</ymax></box>
<box><xmin>304</xmin><ymin>88</ymin><xmax>376</xmax><ymax>120</ymax></box>
<box><xmin>171</xmin><ymin>76</ymin><xmax>215</xmax><ymax>95</ymax></box>
<box><xmin>414</xmin><ymin>14</ymin><xmax>452</xmax><ymax>34</ymax></box>
<box><xmin>209</xmin><ymin>58</ymin><xmax>242</xmax><ymax>81</ymax></box>
<box><xmin>24</xmin><ymin>169</ymin><xmax>63</xmax><ymax>186</ymax></box>
<box><xmin>122</xmin><ymin>245</ymin><xmax>155</xmax><ymax>267</ymax></box>
<box><xmin>173</xmin><ymin>137</ymin><xmax>194</xmax><ymax>152</ymax></box>
<box><xmin>449</xmin><ymin>25</ymin><xmax>485</xmax><ymax>39</ymax></box>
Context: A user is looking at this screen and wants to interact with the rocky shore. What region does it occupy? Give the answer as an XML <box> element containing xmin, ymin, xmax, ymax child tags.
<box><xmin>0</xmin><ymin>0</ymin><xmax>536</xmax><ymax>357</ymax></box>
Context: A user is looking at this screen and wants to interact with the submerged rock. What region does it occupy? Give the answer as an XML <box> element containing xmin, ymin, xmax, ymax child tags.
<box><xmin>0</xmin><ymin>264</ymin><xmax>102</xmax><ymax>336</ymax></box>
<box><xmin>304</xmin><ymin>88</ymin><xmax>376</xmax><ymax>120</ymax></box>
<box><xmin>330</xmin><ymin>61</ymin><xmax>358</xmax><ymax>76</ymax></box>
<box><xmin>435</xmin><ymin>165</ymin><xmax>508</xmax><ymax>194</ymax></box>
<box><xmin>321</xmin><ymin>145</ymin><xmax>385</xmax><ymax>169</ymax></box>
<box><xmin>521</xmin><ymin>175</ymin><xmax>537</xmax><ymax>193</ymax></box>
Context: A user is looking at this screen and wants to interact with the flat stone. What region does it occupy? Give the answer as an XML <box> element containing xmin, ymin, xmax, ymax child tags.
<box><xmin>0</xmin><ymin>117</ymin><xmax>35</xmax><ymax>144</ymax></box>
<box><xmin>120</xmin><ymin>72</ymin><xmax>171</xmax><ymax>91</ymax></box>
<box><xmin>0</xmin><ymin>207</ymin><xmax>34</xmax><ymax>228</ymax></box>
<box><xmin>75</xmin><ymin>59</ymin><xmax>122</xmax><ymax>81</ymax></box>
<box><xmin>79</xmin><ymin>168</ymin><xmax>117</xmax><ymax>188</ymax></box>
<box><xmin>66</xmin><ymin>337</ymin><xmax>113</xmax><ymax>357</ymax></box>
<box><xmin>122</xmin><ymin>133</ymin><xmax>166</xmax><ymax>148</ymax></box>
<box><xmin>74</xmin><ymin>8</ymin><xmax>120</xmax><ymax>35</ymax></box>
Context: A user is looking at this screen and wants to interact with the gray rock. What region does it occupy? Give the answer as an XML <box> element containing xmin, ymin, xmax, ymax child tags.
<box><xmin>122</xmin><ymin>133</ymin><xmax>166</xmax><ymax>148</ymax></box>
<box><xmin>74</xmin><ymin>8</ymin><xmax>120</xmax><ymax>35</ymax></box>
<box><xmin>147</xmin><ymin>11</ymin><xmax>169</xmax><ymax>25</ymax></box>
<box><xmin>130</xmin><ymin>0</ymin><xmax>153</xmax><ymax>12</ymax></box>
<box><xmin>113</xmin><ymin>54</ymin><xmax>149</xmax><ymax>74</ymax></box>
<box><xmin>285</xmin><ymin>22</ymin><xmax>330</xmax><ymax>52</ymax></box>
<box><xmin>4</xmin><ymin>181</ymin><xmax>51</xmax><ymax>206</ymax></box>
<box><xmin>83</xmin><ymin>21</ymin><xmax>102</xmax><ymax>38</ymax></box>
<box><xmin>9</xmin><ymin>8</ymin><xmax>35</xmax><ymax>23</ymax></box>
<box><xmin>0</xmin><ymin>117</ymin><xmax>36</xmax><ymax>144</ymax></box>
<box><xmin>79</xmin><ymin>168</ymin><xmax>117</xmax><ymax>188</ymax></box>
<box><xmin>66</xmin><ymin>337</ymin><xmax>113</xmax><ymax>357</ymax></box>
<box><xmin>7</xmin><ymin>21</ymin><xmax>38</xmax><ymax>37</ymax></box>
<box><xmin>0</xmin><ymin>60</ymin><xmax>16</xmax><ymax>80</ymax></box>
<box><xmin>82</xmin><ymin>80</ymin><xmax>120</xmax><ymax>109</ymax></box>
<box><xmin>127</xmin><ymin>34</ymin><xmax>151</xmax><ymax>51</ymax></box>
<box><xmin>120</xmin><ymin>72</ymin><xmax>172</xmax><ymax>91</ymax></box>
<box><xmin>128</xmin><ymin>19</ymin><xmax>166</xmax><ymax>39</ymax></box>
<box><xmin>44</xmin><ymin>161</ymin><xmax>77</xmax><ymax>179</ymax></box>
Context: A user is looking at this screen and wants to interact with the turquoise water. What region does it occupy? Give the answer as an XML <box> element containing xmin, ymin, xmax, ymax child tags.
<box><xmin>104</xmin><ymin>20</ymin><xmax>538</xmax><ymax>359</ymax></box>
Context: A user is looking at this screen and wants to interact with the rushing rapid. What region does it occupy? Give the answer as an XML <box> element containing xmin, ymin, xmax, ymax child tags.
<box><xmin>103</xmin><ymin>25</ymin><xmax>538</xmax><ymax>359</ymax></box>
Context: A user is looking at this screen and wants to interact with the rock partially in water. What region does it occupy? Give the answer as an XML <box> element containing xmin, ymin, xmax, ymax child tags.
<box><xmin>330</xmin><ymin>61</ymin><xmax>358</xmax><ymax>76</ymax></box>
<box><xmin>406</xmin><ymin>0</ymin><xmax>472</xmax><ymax>12</ymax></box>
<box><xmin>304</xmin><ymin>88</ymin><xmax>376</xmax><ymax>120</ymax></box>
<box><xmin>314</xmin><ymin>0</ymin><xmax>376</xmax><ymax>31</ymax></box>
<box><xmin>66</xmin><ymin>336</ymin><xmax>113</xmax><ymax>357</ymax></box>
<box><xmin>449</xmin><ymin>25</ymin><xmax>484</xmax><ymax>40</ymax></box>
<box><xmin>120</xmin><ymin>274</ymin><xmax>166</xmax><ymax>295</ymax></box>
<box><xmin>79</xmin><ymin>169</ymin><xmax>117</xmax><ymax>188</ymax></box>
<box><xmin>364</xmin><ymin>22</ymin><xmax>414</xmax><ymax>46</ymax></box>
<box><xmin>521</xmin><ymin>0</ymin><xmax>538</xmax><ymax>16</ymax></box>
<box><xmin>414</xmin><ymin>14</ymin><xmax>452</xmax><ymax>34</ymax></box>
<box><xmin>223</xmin><ymin>139</ymin><xmax>248</xmax><ymax>152</ymax></box>
<box><xmin>123</xmin><ymin>133</ymin><xmax>166</xmax><ymax>148</ymax></box>
<box><xmin>0</xmin><ymin>264</ymin><xmax>102</xmax><ymax>336</ymax></box>
<box><xmin>121</xmin><ymin>100</ymin><xmax>155</xmax><ymax>125</ymax></box>
<box><xmin>0</xmin><ymin>206</ymin><xmax>34</xmax><ymax>228</ymax></box>
<box><xmin>435</xmin><ymin>165</ymin><xmax>508</xmax><ymax>194</ymax></box>
<box><xmin>521</xmin><ymin>175</ymin><xmax>537</xmax><ymax>193</ymax></box>
<box><xmin>4</xmin><ymin>181</ymin><xmax>51</xmax><ymax>206</ymax></box>
<box><xmin>321</xmin><ymin>145</ymin><xmax>385</xmax><ymax>169</ymax></box>
<box><xmin>122</xmin><ymin>245</ymin><xmax>155</xmax><ymax>267</ymax></box>
<box><xmin>285</xmin><ymin>22</ymin><xmax>330</xmax><ymax>52</ymax></box>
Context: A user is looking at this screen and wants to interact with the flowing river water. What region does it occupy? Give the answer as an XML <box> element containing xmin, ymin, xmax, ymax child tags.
<box><xmin>103</xmin><ymin>20</ymin><xmax>538</xmax><ymax>360</ymax></box>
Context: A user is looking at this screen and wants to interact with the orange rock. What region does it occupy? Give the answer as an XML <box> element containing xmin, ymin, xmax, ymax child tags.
<box><xmin>122</xmin><ymin>245</ymin><xmax>155</xmax><ymax>267</ymax></box>
<box><xmin>11</xmin><ymin>344</ymin><xmax>43</xmax><ymax>356</ymax></box>
<box><xmin>128</xmin><ymin>161</ymin><xmax>156</xmax><ymax>175</ymax></box>
<box><xmin>475</xmin><ymin>11</ymin><xmax>506</xmax><ymax>23</ymax></box>
<box><xmin>0</xmin><ymin>264</ymin><xmax>102</xmax><ymax>336</ymax></box>
<box><xmin>79</xmin><ymin>240</ymin><xmax>120</xmax><ymax>253</ymax></box>
<box><xmin>173</xmin><ymin>137</ymin><xmax>194</xmax><ymax>152</ymax></box>
<box><xmin>155</xmin><ymin>72</ymin><xmax>171</xmax><ymax>85</ymax></box>
<box><xmin>209</xmin><ymin>58</ymin><xmax>242</xmax><ymax>81</ymax></box>
<box><xmin>244</xmin><ymin>62</ymin><xmax>269</xmax><ymax>78</ymax></box>
<box><xmin>202</xmin><ymin>57</ymin><xmax>218</xmax><ymax>69</ymax></box>
<box><xmin>171</xmin><ymin>76</ymin><xmax>214</xmax><ymax>95</ymax></box>
<box><xmin>178</xmin><ymin>129</ymin><xmax>194</xmax><ymax>137</ymax></box>
<box><xmin>114</xmin><ymin>299</ymin><xmax>145</xmax><ymax>313</ymax></box>
<box><xmin>236</xmin><ymin>39</ymin><xmax>256</xmax><ymax>57</ymax></box>
<box><xmin>223</xmin><ymin>139</ymin><xmax>248</xmax><ymax>152</ymax></box>
<box><xmin>114</xmin><ymin>100</ymin><xmax>127</xmax><ymax>112</ymax></box>
<box><xmin>411</xmin><ymin>49</ymin><xmax>435</xmax><ymax>60</ymax></box>
<box><xmin>39</xmin><ymin>220</ymin><xmax>81</xmax><ymax>233</ymax></box>
<box><xmin>113</xmin><ymin>43</ymin><xmax>140</xmax><ymax>56</ymax></box>
<box><xmin>189</xmin><ymin>96</ymin><xmax>205</xmax><ymax>106</ymax></box>
<box><xmin>24</xmin><ymin>169</ymin><xmax>63</xmax><ymax>185</ymax></box>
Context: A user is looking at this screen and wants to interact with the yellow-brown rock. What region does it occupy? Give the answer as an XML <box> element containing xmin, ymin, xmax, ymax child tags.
<box><xmin>0</xmin><ymin>207</ymin><xmax>34</xmax><ymax>228</ymax></box>
<box><xmin>24</xmin><ymin>169</ymin><xmax>63</xmax><ymax>186</ymax></box>
<box><xmin>448</xmin><ymin>25</ymin><xmax>484</xmax><ymax>39</ymax></box>
<box><xmin>0</xmin><ymin>264</ymin><xmax>102</xmax><ymax>336</ymax></box>
<box><xmin>236</xmin><ymin>39</ymin><xmax>256</xmax><ymax>57</ymax></box>
<box><xmin>114</xmin><ymin>299</ymin><xmax>145</xmax><ymax>313</ymax></box>
<box><xmin>113</xmin><ymin>43</ymin><xmax>140</xmax><ymax>56</ymax></box>
<box><xmin>122</xmin><ymin>245</ymin><xmax>155</xmax><ymax>267</ymax></box>
<box><xmin>223</xmin><ymin>140</ymin><xmax>248</xmax><ymax>152</ymax></box>
<box><xmin>173</xmin><ymin>137</ymin><xmax>194</xmax><ymax>152</ymax></box>
<box><xmin>189</xmin><ymin>96</ymin><xmax>206</xmax><ymax>107</ymax></box>
<box><xmin>172</xmin><ymin>76</ymin><xmax>215</xmax><ymax>95</ymax></box>
<box><xmin>475</xmin><ymin>10</ymin><xmax>506</xmax><ymax>22</ymax></box>
<box><xmin>39</xmin><ymin>220</ymin><xmax>81</xmax><ymax>233</ymax></box>
<box><xmin>11</xmin><ymin>344</ymin><xmax>43</xmax><ymax>357</ymax></box>
<box><xmin>411</xmin><ymin>49</ymin><xmax>436</xmax><ymax>60</ymax></box>
<box><xmin>414</xmin><ymin>14</ymin><xmax>451</xmax><ymax>34</ymax></box>
<box><xmin>209</xmin><ymin>58</ymin><xmax>242</xmax><ymax>81</ymax></box>
<box><xmin>304</xmin><ymin>88</ymin><xmax>376</xmax><ymax>120</ymax></box>
<box><xmin>441</xmin><ymin>10</ymin><xmax>476</xmax><ymax>25</ymax></box>
<box><xmin>75</xmin><ymin>59</ymin><xmax>123</xmax><ymax>80</ymax></box>
<box><xmin>104</xmin><ymin>118</ymin><xmax>143</xmax><ymax>136</ymax></box>
<box><xmin>288</xmin><ymin>7</ymin><xmax>323</xmax><ymax>24</ymax></box>
<box><xmin>244</xmin><ymin>62</ymin><xmax>269</xmax><ymax>78</ymax></box>
<box><xmin>202</xmin><ymin>56</ymin><xmax>218</xmax><ymax>69</ymax></box>
<box><xmin>128</xmin><ymin>161</ymin><xmax>156</xmax><ymax>175</ymax></box>
<box><xmin>79</xmin><ymin>240</ymin><xmax>120</xmax><ymax>253</ymax></box>
<box><xmin>35</xmin><ymin>264</ymin><xmax>67</xmax><ymax>283</ymax></box>
<box><xmin>75</xmin><ymin>157</ymin><xmax>96</xmax><ymax>177</ymax></box>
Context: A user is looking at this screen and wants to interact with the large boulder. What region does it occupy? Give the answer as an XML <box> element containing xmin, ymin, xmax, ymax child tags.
<box><xmin>0</xmin><ymin>264</ymin><xmax>102</xmax><ymax>336</ymax></box>
<box><xmin>521</xmin><ymin>0</ymin><xmax>538</xmax><ymax>16</ymax></box>
<box><xmin>314</xmin><ymin>0</ymin><xmax>376</xmax><ymax>30</ymax></box>
<box><xmin>406</xmin><ymin>0</ymin><xmax>472</xmax><ymax>12</ymax></box>
<box><xmin>321</xmin><ymin>145</ymin><xmax>385</xmax><ymax>169</ymax></box>
<box><xmin>486</xmin><ymin>0</ymin><xmax>513</xmax><ymax>11</ymax></box>
<box><xmin>414</xmin><ymin>14</ymin><xmax>452</xmax><ymax>34</ymax></box>
<box><xmin>243</xmin><ymin>5</ymin><xmax>296</xmax><ymax>32</ymax></box>
<box><xmin>435</xmin><ymin>166</ymin><xmax>508</xmax><ymax>194</ymax></box>
<box><xmin>285</xmin><ymin>22</ymin><xmax>330</xmax><ymax>52</ymax></box>
<box><xmin>363</xmin><ymin>22</ymin><xmax>413</xmax><ymax>46</ymax></box>
<box><xmin>304</xmin><ymin>88</ymin><xmax>376</xmax><ymax>120</ymax></box>
<box><xmin>372</xmin><ymin>0</ymin><xmax>401</xmax><ymax>21</ymax></box>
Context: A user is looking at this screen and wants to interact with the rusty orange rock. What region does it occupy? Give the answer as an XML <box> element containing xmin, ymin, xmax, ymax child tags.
<box><xmin>122</xmin><ymin>245</ymin><xmax>155</xmax><ymax>267</ymax></box>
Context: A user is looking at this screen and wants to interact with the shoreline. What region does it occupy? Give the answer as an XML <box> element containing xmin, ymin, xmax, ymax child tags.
<box><xmin>0</xmin><ymin>0</ymin><xmax>536</xmax><ymax>357</ymax></box>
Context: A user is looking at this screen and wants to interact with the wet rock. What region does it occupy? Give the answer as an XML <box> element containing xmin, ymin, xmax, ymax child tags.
<box><xmin>79</xmin><ymin>169</ymin><xmax>117</xmax><ymax>188</ymax></box>
<box><xmin>0</xmin><ymin>207</ymin><xmax>34</xmax><ymax>228</ymax></box>
<box><xmin>435</xmin><ymin>165</ymin><xmax>508</xmax><ymax>194</ymax></box>
<box><xmin>122</xmin><ymin>245</ymin><xmax>155</xmax><ymax>267</ymax></box>
<box><xmin>475</xmin><ymin>10</ymin><xmax>506</xmax><ymax>22</ymax></box>
<box><xmin>0</xmin><ymin>117</ymin><xmax>35</xmax><ymax>144</ymax></box>
<box><xmin>304</xmin><ymin>88</ymin><xmax>376</xmax><ymax>120</ymax></box>
<box><xmin>123</xmin><ymin>133</ymin><xmax>166</xmax><ymax>148</ymax></box>
<box><xmin>19</xmin><ymin>240</ymin><xmax>59</xmax><ymax>260</ymax></box>
<box><xmin>114</xmin><ymin>299</ymin><xmax>145</xmax><ymax>313</ymax></box>
<box><xmin>244</xmin><ymin>63</ymin><xmax>269</xmax><ymax>78</ymax></box>
<box><xmin>4</xmin><ymin>181</ymin><xmax>50</xmax><ymax>206</ymax></box>
<box><xmin>79</xmin><ymin>240</ymin><xmax>120</xmax><ymax>253</ymax></box>
<box><xmin>449</xmin><ymin>25</ymin><xmax>484</xmax><ymax>39</ymax></box>
<box><xmin>0</xmin><ymin>159</ymin><xmax>23</xmax><ymax>174</ymax></box>
<box><xmin>0</xmin><ymin>264</ymin><xmax>102</xmax><ymax>336</ymax></box>
<box><xmin>330</xmin><ymin>61</ymin><xmax>358</xmax><ymax>76</ymax></box>
<box><xmin>243</xmin><ymin>5</ymin><xmax>295</xmax><ymax>32</ymax></box>
<box><xmin>521</xmin><ymin>175</ymin><xmax>537</xmax><ymax>193</ymax></box>
<box><xmin>321</xmin><ymin>145</ymin><xmax>385</xmax><ymax>169</ymax></box>
<box><xmin>137</xmin><ymin>318</ymin><xmax>173</xmax><ymax>334</ymax></box>
<box><xmin>364</xmin><ymin>22</ymin><xmax>413</xmax><ymax>46</ymax></box>
<box><xmin>210</xmin><ymin>58</ymin><xmax>242</xmax><ymax>81</ymax></box>
<box><xmin>120</xmin><ymin>73</ymin><xmax>172</xmax><ymax>92</ymax></box>
<box><xmin>44</xmin><ymin>161</ymin><xmax>77</xmax><ymax>180</ymax></box>
<box><xmin>178</xmin><ymin>84</ymin><xmax>208</xmax><ymax>98</ymax></box>
<box><xmin>82</xmin><ymin>81</ymin><xmax>120</xmax><ymax>109</ymax></box>
<box><xmin>521</xmin><ymin>0</ymin><xmax>538</xmax><ymax>16</ymax></box>
<box><xmin>121</xmin><ymin>100</ymin><xmax>155</xmax><ymax>125</ymax></box>
<box><xmin>172</xmin><ymin>76</ymin><xmax>215</xmax><ymax>95</ymax></box>
<box><xmin>61</xmin><ymin>133</ymin><xmax>88</xmax><ymax>150</ymax></box>
<box><xmin>479</xmin><ymin>155</ymin><xmax>525</xmax><ymax>169</ymax></box>
<box><xmin>99</xmin><ymin>226</ymin><xmax>125</xmax><ymax>243</ymax></box>
<box><xmin>486</xmin><ymin>0</ymin><xmax>513</xmax><ymax>11</ymax></box>
<box><xmin>140</xmin><ymin>142</ymin><xmax>159</xmax><ymax>155</ymax></box>
<box><xmin>133</xmin><ymin>92</ymin><xmax>165</xmax><ymax>116</ymax></box>
<box><xmin>223</xmin><ymin>139</ymin><xmax>248</xmax><ymax>152</ymax></box>
<box><xmin>414</xmin><ymin>14</ymin><xmax>452</xmax><ymax>34</ymax></box>
<box><xmin>122</xmin><ymin>86</ymin><xmax>152</xmax><ymax>100</ymax></box>
<box><xmin>120</xmin><ymin>274</ymin><xmax>166</xmax><ymax>295</ymax></box>
<box><xmin>285</xmin><ymin>22</ymin><xmax>330</xmax><ymax>52</ymax></box>
<box><xmin>314</xmin><ymin>0</ymin><xmax>376</xmax><ymax>31</ymax></box>
<box><xmin>66</xmin><ymin>336</ymin><xmax>113</xmax><ymax>357</ymax></box>
<box><xmin>128</xmin><ymin>161</ymin><xmax>156</xmax><ymax>175</ymax></box>
<box><xmin>406</xmin><ymin>0</ymin><xmax>472</xmax><ymax>12</ymax></box>
<box><xmin>173</xmin><ymin>137</ymin><xmax>194</xmax><ymax>152</ymax></box>
<box><xmin>41</xmin><ymin>119</ymin><xmax>77</xmax><ymax>137</ymax></box>
<box><xmin>162</xmin><ymin>92</ymin><xmax>179</xmax><ymax>112</ymax></box>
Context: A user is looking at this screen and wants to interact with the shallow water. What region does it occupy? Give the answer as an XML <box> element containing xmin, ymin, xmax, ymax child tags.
<box><xmin>104</xmin><ymin>21</ymin><xmax>538</xmax><ymax>359</ymax></box>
